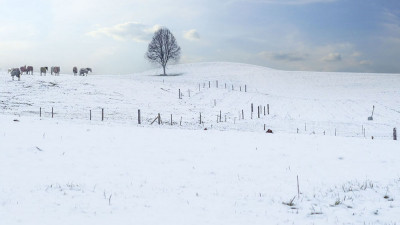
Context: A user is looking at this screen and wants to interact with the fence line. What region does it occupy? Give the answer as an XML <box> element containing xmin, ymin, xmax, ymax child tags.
<box><xmin>2</xmin><ymin>104</ymin><xmax>397</xmax><ymax>140</ymax></box>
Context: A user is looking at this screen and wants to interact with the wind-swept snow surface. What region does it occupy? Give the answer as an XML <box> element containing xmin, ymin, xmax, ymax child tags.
<box><xmin>1</xmin><ymin>62</ymin><xmax>399</xmax><ymax>224</ymax></box>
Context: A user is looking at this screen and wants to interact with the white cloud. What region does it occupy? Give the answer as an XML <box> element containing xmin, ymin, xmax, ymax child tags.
<box><xmin>183</xmin><ymin>29</ymin><xmax>200</xmax><ymax>41</ymax></box>
<box><xmin>87</xmin><ymin>22</ymin><xmax>161</xmax><ymax>42</ymax></box>
<box><xmin>259</xmin><ymin>51</ymin><xmax>307</xmax><ymax>61</ymax></box>
<box><xmin>322</xmin><ymin>53</ymin><xmax>342</xmax><ymax>62</ymax></box>
<box><xmin>359</xmin><ymin>60</ymin><xmax>372</xmax><ymax>66</ymax></box>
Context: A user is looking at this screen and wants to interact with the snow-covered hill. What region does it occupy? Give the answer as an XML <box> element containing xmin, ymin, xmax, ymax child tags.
<box><xmin>1</xmin><ymin>62</ymin><xmax>399</xmax><ymax>224</ymax></box>
<box><xmin>1</xmin><ymin>62</ymin><xmax>399</xmax><ymax>138</ymax></box>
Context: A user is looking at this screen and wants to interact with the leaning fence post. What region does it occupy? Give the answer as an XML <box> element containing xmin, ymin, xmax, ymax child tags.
<box><xmin>138</xmin><ymin>109</ymin><xmax>141</xmax><ymax>124</ymax></box>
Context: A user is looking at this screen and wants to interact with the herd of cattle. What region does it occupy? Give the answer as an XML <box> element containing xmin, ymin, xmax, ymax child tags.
<box><xmin>8</xmin><ymin>66</ymin><xmax>92</xmax><ymax>81</ymax></box>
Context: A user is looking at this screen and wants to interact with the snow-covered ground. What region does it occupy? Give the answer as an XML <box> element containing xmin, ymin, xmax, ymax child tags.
<box><xmin>1</xmin><ymin>62</ymin><xmax>399</xmax><ymax>224</ymax></box>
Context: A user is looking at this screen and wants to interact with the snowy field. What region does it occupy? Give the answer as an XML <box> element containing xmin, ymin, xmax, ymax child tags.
<box><xmin>1</xmin><ymin>62</ymin><xmax>399</xmax><ymax>224</ymax></box>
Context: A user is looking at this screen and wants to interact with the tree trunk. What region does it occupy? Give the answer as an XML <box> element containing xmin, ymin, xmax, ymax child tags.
<box><xmin>163</xmin><ymin>65</ymin><xmax>166</xmax><ymax>76</ymax></box>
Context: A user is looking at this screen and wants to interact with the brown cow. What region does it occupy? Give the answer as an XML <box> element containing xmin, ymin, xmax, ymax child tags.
<box><xmin>20</xmin><ymin>65</ymin><xmax>27</xmax><ymax>74</ymax></box>
<box><xmin>27</xmin><ymin>66</ymin><xmax>33</xmax><ymax>75</ymax></box>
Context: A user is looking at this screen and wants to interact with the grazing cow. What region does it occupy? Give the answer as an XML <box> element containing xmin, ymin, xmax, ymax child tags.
<box><xmin>10</xmin><ymin>68</ymin><xmax>21</xmax><ymax>81</ymax></box>
<box><xmin>20</xmin><ymin>65</ymin><xmax>27</xmax><ymax>74</ymax></box>
<box><xmin>27</xmin><ymin>66</ymin><xmax>33</xmax><ymax>75</ymax></box>
<box><xmin>79</xmin><ymin>67</ymin><xmax>92</xmax><ymax>76</ymax></box>
<box><xmin>53</xmin><ymin>66</ymin><xmax>60</xmax><ymax>75</ymax></box>
<box><xmin>73</xmin><ymin>67</ymin><xmax>78</xmax><ymax>76</ymax></box>
<box><xmin>40</xmin><ymin>67</ymin><xmax>48</xmax><ymax>76</ymax></box>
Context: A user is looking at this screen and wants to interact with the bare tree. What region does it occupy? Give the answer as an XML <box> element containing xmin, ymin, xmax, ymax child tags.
<box><xmin>146</xmin><ymin>27</ymin><xmax>181</xmax><ymax>75</ymax></box>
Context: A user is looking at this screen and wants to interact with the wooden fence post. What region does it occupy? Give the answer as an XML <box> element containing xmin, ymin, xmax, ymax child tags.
<box><xmin>179</xmin><ymin>89</ymin><xmax>181</xmax><ymax>99</ymax></box>
<box><xmin>394</xmin><ymin>128</ymin><xmax>397</xmax><ymax>140</ymax></box>
<box><xmin>232</xmin><ymin>85</ymin><xmax>234</xmax><ymax>90</ymax></box>
<box><xmin>219</xmin><ymin>110</ymin><xmax>222</xmax><ymax>122</ymax></box>
<box><xmin>102</xmin><ymin>108</ymin><xmax>104</xmax><ymax>121</ymax></box>
<box><xmin>216</xmin><ymin>80</ymin><xmax>218</xmax><ymax>88</ymax></box>
<box><xmin>40</xmin><ymin>107</ymin><xmax>41</xmax><ymax>117</ymax></box>
<box><xmin>242</xmin><ymin>110</ymin><xmax>244</xmax><ymax>119</ymax></box>
<box><xmin>199</xmin><ymin>113</ymin><xmax>202</xmax><ymax>124</ymax></box>
<box><xmin>209</xmin><ymin>81</ymin><xmax>210</xmax><ymax>88</ymax></box>
<box><xmin>158</xmin><ymin>113</ymin><xmax>161</xmax><ymax>125</ymax></box>
<box><xmin>240</xmin><ymin>86</ymin><xmax>242</xmax><ymax>92</ymax></box>
<box><xmin>180</xmin><ymin>116</ymin><xmax>182</xmax><ymax>126</ymax></box>
<box><xmin>251</xmin><ymin>103</ymin><xmax>253</xmax><ymax>113</ymax></box>
<box><xmin>245</xmin><ymin>85</ymin><xmax>247</xmax><ymax>92</ymax></box>
<box><xmin>52</xmin><ymin>107</ymin><xmax>54</xmax><ymax>118</ymax></box>
<box><xmin>90</xmin><ymin>110</ymin><xmax>92</xmax><ymax>121</ymax></box>
<box><xmin>170</xmin><ymin>114</ymin><xmax>173</xmax><ymax>125</ymax></box>
<box><xmin>138</xmin><ymin>109</ymin><xmax>141</xmax><ymax>124</ymax></box>
<box><xmin>258</xmin><ymin>106</ymin><xmax>260</xmax><ymax>118</ymax></box>
<box><xmin>297</xmin><ymin>175</ymin><xmax>300</xmax><ymax>199</ymax></box>
<box><xmin>225</xmin><ymin>83</ymin><xmax>226</xmax><ymax>89</ymax></box>
<box><xmin>267</xmin><ymin>104</ymin><xmax>269</xmax><ymax>115</ymax></box>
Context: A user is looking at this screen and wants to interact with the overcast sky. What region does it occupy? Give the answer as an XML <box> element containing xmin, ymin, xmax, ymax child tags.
<box><xmin>0</xmin><ymin>0</ymin><xmax>399</xmax><ymax>74</ymax></box>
